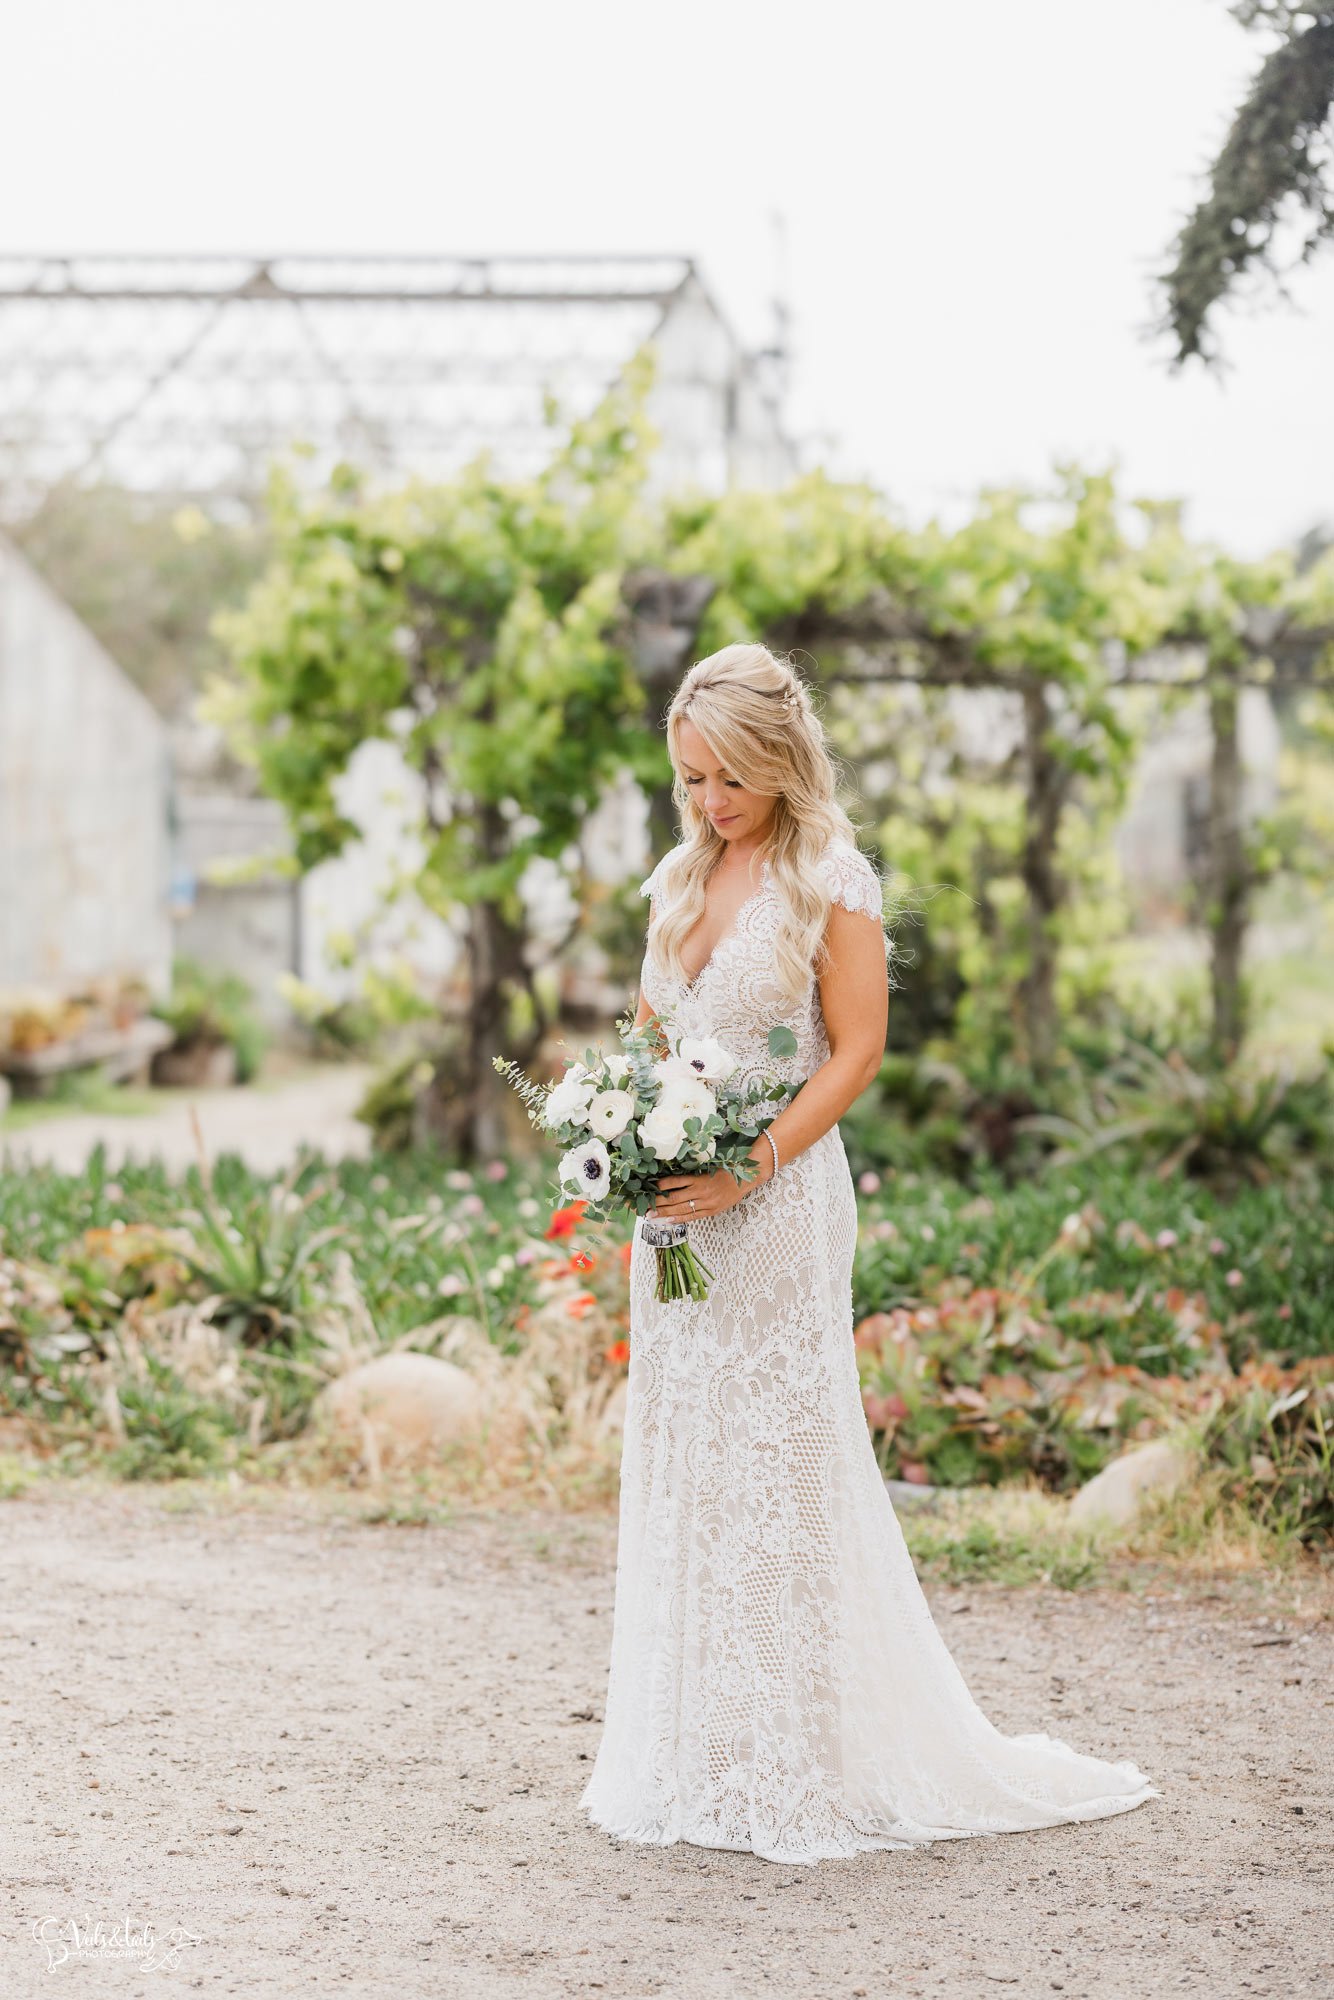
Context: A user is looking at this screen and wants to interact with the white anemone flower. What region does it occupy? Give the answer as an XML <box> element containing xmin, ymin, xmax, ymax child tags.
<box><xmin>543</xmin><ymin>1074</ymin><xmax>595</xmax><ymax>1130</ymax></box>
<box><xmin>638</xmin><ymin>1102</ymin><xmax>687</xmax><ymax>1162</ymax></box>
<box><xmin>587</xmin><ymin>1088</ymin><xmax>636</xmax><ymax>1141</ymax></box>
<box><xmin>558</xmin><ymin>1138</ymin><xmax>612</xmax><ymax>1201</ymax></box>
<box><xmin>675</xmin><ymin>1035</ymin><xmax>740</xmax><ymax>1084</ymax></box>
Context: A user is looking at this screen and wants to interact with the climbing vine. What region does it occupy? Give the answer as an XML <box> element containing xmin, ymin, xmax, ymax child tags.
<box><xmin>217</xmin><ymin>363</ymin><xmax>1334</xmax><ymax>1145</ymax></box>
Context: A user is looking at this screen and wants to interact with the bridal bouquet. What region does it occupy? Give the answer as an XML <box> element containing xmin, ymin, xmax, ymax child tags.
<box><xmin>494</xmin><ymin>1012</ymin><xmax>799</xmax><ymax>1303</ymax></box>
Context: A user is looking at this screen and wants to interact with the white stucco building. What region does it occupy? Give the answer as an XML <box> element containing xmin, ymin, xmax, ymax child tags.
<box><xmin>0</xmin><ymin>533</ymin><xmax>170</xmax><ymax>996</ymax></box>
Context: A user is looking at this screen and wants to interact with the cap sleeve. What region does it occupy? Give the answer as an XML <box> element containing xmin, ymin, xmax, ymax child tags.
<box><xmin>639</xmin><ymin>845</ymin><xmax>683</xmax><ymax>906</ymax></box>
<box><xmin>822</xmin><ymin>838</ymin><xmax>885</xmax><ymax>920</ymax></box>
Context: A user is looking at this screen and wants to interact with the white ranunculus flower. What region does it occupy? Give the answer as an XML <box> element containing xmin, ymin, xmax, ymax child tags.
<box><xmin>638</xmin><ymin>1102</ymin><xmax>687</xmax><ymax>1162</ymax></box>
<box><xmin>675</xmin><ymin>1035</ymin><xmax>740</xmax><ymax>1084</ymax></box>
<box><xmin>662</xmin><ymin>1085</ymin><xmax>716</xmax><ymax>1135</ymax></box>
<box><xmin>654</xmin><ymin>1061</ymin><xmax>716</xmax><ymax>1128</ymax></box>
<box><xmin>587</xmin><ymin>1088</ymin><xmax>636</xmax><ymax>1140</ymax></box>
<box><xmin>558</xmin><ymin>1138</ymin><xmax>612</xmax><ymax>1200</ymax></box>
<box><xmin>543</xmin><ymin>1074</ymin><xmax>595</xmax><ymax>1130</ymax></box>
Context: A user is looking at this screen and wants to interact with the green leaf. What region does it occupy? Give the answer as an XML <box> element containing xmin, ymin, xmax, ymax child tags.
<box><xmin>767</xmin><ymin>1025</ymin><xmax>798</xmax><ymax>1060</ymax></box>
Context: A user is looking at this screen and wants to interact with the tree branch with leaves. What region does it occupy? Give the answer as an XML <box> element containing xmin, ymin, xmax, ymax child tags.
<box><xmin>212</xmin><ymin>353</ymin><xmax>666</xmax><ymax>1156</ymax></box>
<box><xmin>1160</xmin><ymin>5</ymin><xmax>1334</xmax><ymax>364</ymax></box>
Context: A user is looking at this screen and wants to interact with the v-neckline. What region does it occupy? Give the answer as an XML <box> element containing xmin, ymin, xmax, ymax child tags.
<box><xmin>678</xmin><ymin>858</ymin><xmax>772</xmax><ymax>995</ymax></box>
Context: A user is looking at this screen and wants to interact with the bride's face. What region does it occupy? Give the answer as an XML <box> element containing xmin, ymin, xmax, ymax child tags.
<box><xmin>675</xmin><ymin>717</ymin><xmax>777</xmax><ymax>847</ymax></box>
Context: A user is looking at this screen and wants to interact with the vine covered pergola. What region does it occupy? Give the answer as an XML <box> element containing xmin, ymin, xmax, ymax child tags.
<box><xmin>216</xmin><ymin>368</ymin><xmax>1334</xmax><ymax>1152</ymax></box>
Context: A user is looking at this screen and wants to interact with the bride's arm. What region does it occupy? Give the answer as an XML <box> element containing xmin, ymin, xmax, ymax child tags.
<box><xmin>651</xmin><ymin>903</ymin><xmax>887</xmax><ymax>1220</ymax></box>
<box><xmin>633</xmin><ymin>985</ymin><xmax>671</xmax><ymax>1058</ymax></box>
<box><xmin>634</xmin><ymin>914</ymin><xmax>671</xmax><ymax>1048</ymax></box>
<box><xmin>764</xmin><ymin>901</ymin><xmax>888</xmax><ymax>1165</ymax></box>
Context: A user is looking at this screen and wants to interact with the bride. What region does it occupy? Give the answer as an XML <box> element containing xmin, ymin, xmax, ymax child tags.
<box><xmin>579</xmin><ymin>643</ymin><xmax>1161</xmax><ymax>1867</ymax></box>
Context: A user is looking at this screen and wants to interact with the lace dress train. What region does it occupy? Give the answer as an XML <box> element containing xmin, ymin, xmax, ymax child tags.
<box><xmin>579</xmin><ymin>837</ymin><xmax>1161</xmax><ymax>1866</ymax></box>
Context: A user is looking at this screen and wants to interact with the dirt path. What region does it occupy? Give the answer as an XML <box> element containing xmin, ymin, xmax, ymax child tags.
<box><xmin>0</xmin><ymin>1065</ymin><xmax>372</xmax><ymax>1175</ymax></box>
<box><xmin>0</xmin><ymin>1488</ymin><xmax>1329</xmax><ymax>2000</ymax></box>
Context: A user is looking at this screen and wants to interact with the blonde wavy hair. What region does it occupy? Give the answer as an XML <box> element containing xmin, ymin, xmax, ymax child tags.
<box><xmin>648</xmin><ymin>643</ymin><xmax>863</xmax><ymax>1004</ymax></box>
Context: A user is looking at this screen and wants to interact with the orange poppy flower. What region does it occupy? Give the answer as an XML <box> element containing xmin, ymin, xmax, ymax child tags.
<box><xmin>604</xmin><ymin>1338</ymin><xmax>631</xmax><ymax>1366</ymax></box>
<box><xmin>564</xmin><ymin>1291</ymin><xmax>598</xmax><ymax>1320</ymax></box>
<box><xmin>617</xmin><ymin>1240</ymin><xmax>634</xmax><ymax>1269</ymax></box>
<box><xmin>545</xmin><ymin>1200</ymin><xmax>589</xmax><ymax>1240</ymax></box>
<box><xmin>569</xmin><ymin>1249</ymin><xmax>597</xmax><ymax>1274</ymax></box>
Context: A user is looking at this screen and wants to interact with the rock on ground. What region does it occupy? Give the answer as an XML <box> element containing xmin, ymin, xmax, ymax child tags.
<box><xmin>1068</xmin><ymin>1438</ymin><xmax>1198</xmax><ymax>1530</ymax></box>
<box><xmin>316</xmin><ymin>1354</ymin><xmax>487</xmax><ymax>1463</ymax></box>
<box><xmin>0</xmin><ymin>1486</ymin><xmax>1329</xmax><ymax>2000</ymax></box>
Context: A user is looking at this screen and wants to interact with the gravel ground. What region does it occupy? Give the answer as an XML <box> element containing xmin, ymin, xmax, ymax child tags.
<box><xmin>0</xmin><ymin>1486</ymin><xmax>1329</xmax><ymax>2000</ymax></box>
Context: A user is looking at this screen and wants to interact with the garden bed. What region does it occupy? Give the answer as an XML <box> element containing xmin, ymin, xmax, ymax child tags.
<box><xmin>0</xmin><ymin>1151</ymin><xmax>1329</xmax><ymax>1552</ymax></box>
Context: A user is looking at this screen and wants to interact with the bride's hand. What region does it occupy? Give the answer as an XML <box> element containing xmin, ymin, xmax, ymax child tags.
<box><xmin>651</xmin><ymin>1167</ymin><xmax>750</xmax><ymax>1220</ymax></box>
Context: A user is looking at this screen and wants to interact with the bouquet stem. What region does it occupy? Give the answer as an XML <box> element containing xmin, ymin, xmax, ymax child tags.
<box><xmin>641</xmin><ymin>1217</ymin><xmax>715</xmax><ymax>1303</ymax></box>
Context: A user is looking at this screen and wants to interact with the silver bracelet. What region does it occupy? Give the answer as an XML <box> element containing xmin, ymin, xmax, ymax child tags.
<box><xmin>763</xmin><ymin>1128</ymin><xmax>780</xmax><ymax>1181</ymax></box>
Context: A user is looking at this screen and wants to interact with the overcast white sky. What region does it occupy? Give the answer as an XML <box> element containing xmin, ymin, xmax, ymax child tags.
<box><xmin>5</xmin><ymin>0</ymin><xmax>1329</xmax><ymax>554</ymax></box>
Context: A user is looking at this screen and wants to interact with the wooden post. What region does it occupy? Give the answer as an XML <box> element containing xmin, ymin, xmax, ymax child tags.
<box><xmin>1206</xmin><ymin>657</ymin><xmax>1247</xmax><ymax>1062</ymax></box>
<box><xmin>1018</xmin><ymin>679</ymin><xmax>1067</xmax><ymax>1075</ymax></box>
<box><xmin>621</xmin><ymin>569</ymin><xmax>717</xmax><ymax>850</ymax></box>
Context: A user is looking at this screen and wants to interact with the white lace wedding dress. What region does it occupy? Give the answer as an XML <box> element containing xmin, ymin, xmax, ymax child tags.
<box><xmin>579</xmin><ymin>835</ymin><xmax>1161</xmax><ymax>1866</ymax></box>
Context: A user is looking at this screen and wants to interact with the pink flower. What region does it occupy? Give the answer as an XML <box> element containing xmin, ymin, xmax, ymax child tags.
<box><xmin>1276</xmin><ymin>1303</ymin><xmax>1293</xmax><ymax>1320</ymax></box>
<box><xmin>458</xmin><ymin>1195</ymin><xmax>485</xmax><ymax>1218</ymax></box>
<box><xmin>863</xmin><ymin>1390</ymin><xmax>909</xmax><ymax>1430</ymax></box>
<box><xmin>484</xmin><ymin>1160</ymin><xmax>509</xmax><ymax>1182</ymax></box>
<box><xmin>1208</xmin><ymin>1237</ymin><xmax>1226</xmax><ymax>1256</ymax></box>
<box><xmin>858</xmin><ymin>1171</ymin><xmax>882</xmax><ymax>1196</ymax></box>
<box><xmin>1225</xmin><ymin>1268</ymin><xmax>1243</xmax><ymax>1289</ymax></box>
<box><xmin>1155</xmin><ymin>1228</ymin><xmax>1178</xmax><ymax>1250</ymax></box>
